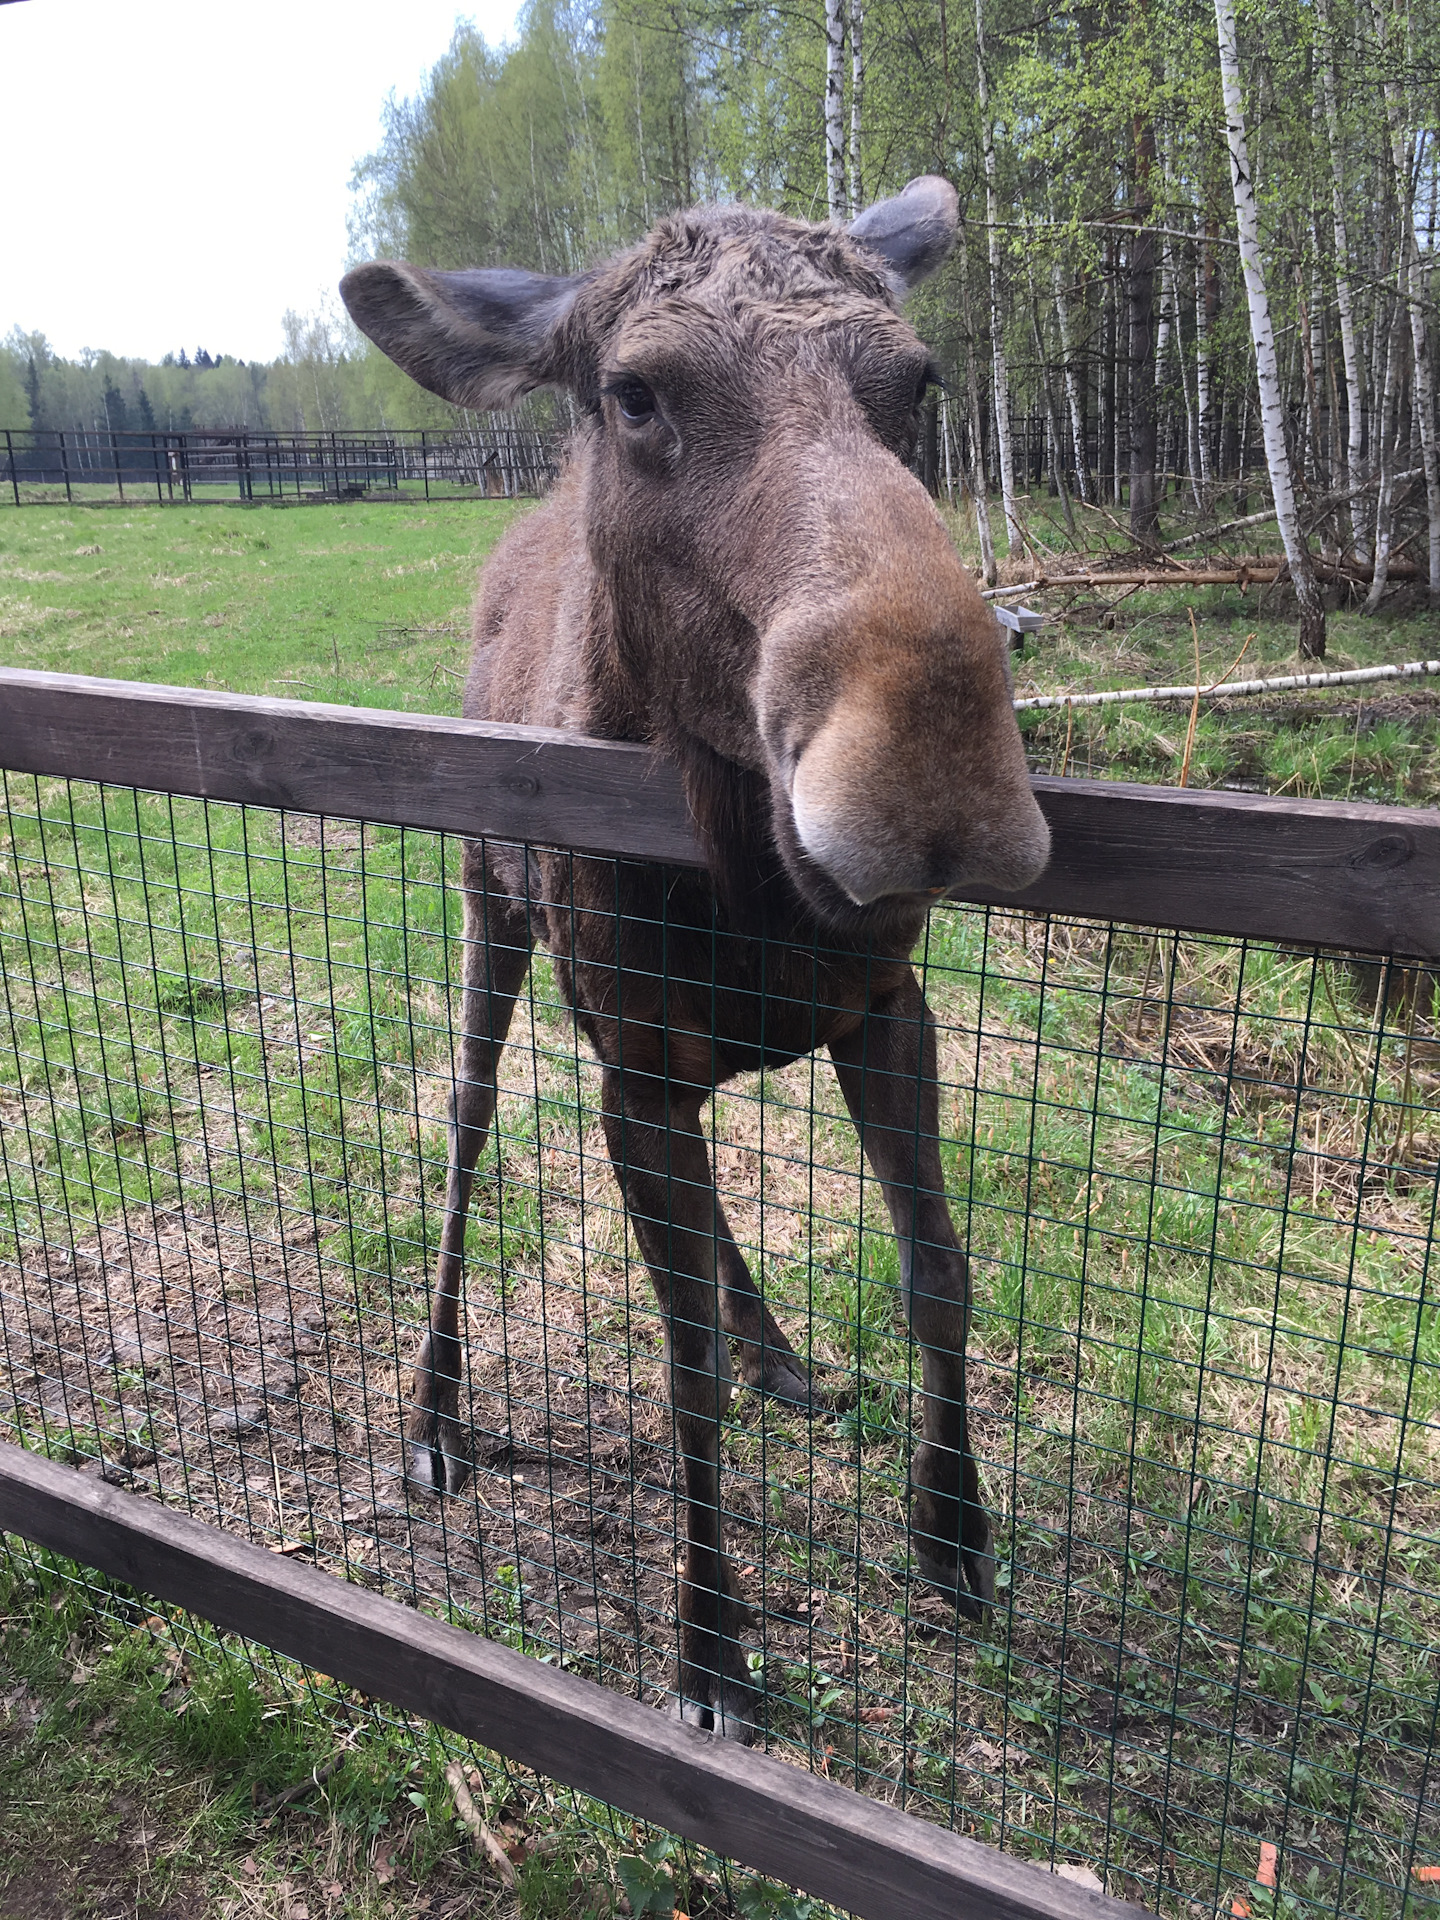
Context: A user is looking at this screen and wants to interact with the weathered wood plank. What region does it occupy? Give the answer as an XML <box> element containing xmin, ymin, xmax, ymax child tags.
<box><xmin>985</xmin><ymin>776</ymin><xmax>1440</xmax><ymax>958</ymax></box>
<box><xmin>2</xmin><ymin>667</ymin><xmax>1437</xmax><ymax>957</ymax></box>
<box><xmin>0</xmin><ymin>669</ymin><xmax>702</xmax><ymax>867</ymax></box>
<box><xmin>0</xmin><ymin>1441</ymin><xmax>1121</xmax><ymax>1920</ymax></box>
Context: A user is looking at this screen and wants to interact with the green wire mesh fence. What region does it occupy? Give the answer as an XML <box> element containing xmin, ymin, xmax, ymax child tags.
<box><xmin>1</xmin><ymin>767</ymin><xmax>1437</xmax><ymax>1918</ymax></box>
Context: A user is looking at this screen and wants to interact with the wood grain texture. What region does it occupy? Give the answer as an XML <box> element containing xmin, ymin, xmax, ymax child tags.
<box><xmin>966</xmin><ymin>776</ymin><xmax>1440</xmax><ymax>958</ymax></box>
<box><xmin>2</xmin><ymin>667</ymin><xmax>1436</xmax><ymax>957</ymax></box>
<box><xmin>0</xmin><ymin>1441</ymin><xmax>1121</xmax><ymax>1920</ymax></box>
<box><xmin>0</xmin><ymin>669</ymin><xmax>701</xmax><ymax>867</ymax></box>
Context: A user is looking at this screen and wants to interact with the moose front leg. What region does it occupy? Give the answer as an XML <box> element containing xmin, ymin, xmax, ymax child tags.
<box><xmin>830</xmin><ymin>971</ymin><xmax>995</xmax><ymax>1621</ymax></box>
<box><xmin>600</xmin><ymin>1066</ymin><xmax>759</xmax><ymax>1741</ymax></box>
<box><xmin>410</xmin><ymin>843</ymin><xmax>534</xmax><ymax>1496</ymax></box>
<box><xmin>716</xmin><ymin>1227</ymin><xmax>812</xmax><ymax>1406</ymax></box>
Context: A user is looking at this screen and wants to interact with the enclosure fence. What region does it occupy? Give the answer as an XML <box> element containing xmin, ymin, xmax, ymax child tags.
<box><xmin>2</xmin><ymin>424</ymin><xmax>563</xmax><ymax>506</ymax></box>
<box><xmin>1</xmin><ymin>669</ymin><xmax>1438</xmax><ymax>1919</ymax></box>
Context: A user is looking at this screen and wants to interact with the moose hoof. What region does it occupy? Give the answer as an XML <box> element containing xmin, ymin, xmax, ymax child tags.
<box><xmin>405</xmin><ymin>1403</ymin><xmax>471</xmax><ymax>1497</ymax></box>
<box><xmin>915</xmin><ymin>1542</ymin><xmax>996</xmax><ymax>1623</ymax></box>
<box><xmin>669</xmin><ymin>1675</ymin><xmax>759</xmax><ymax>1744</ymax></box>
<box><xmin>758</xmin><ymin>1353</ymin><xmax>817</xmax><ymax>1411</ymax></box>
<box><xmin>405</xmin><ymin>1434</ymin><xmax>471</xmax><ymax>1497</ymax></box>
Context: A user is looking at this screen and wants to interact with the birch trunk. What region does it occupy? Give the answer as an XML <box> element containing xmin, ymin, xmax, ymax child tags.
<box><xmin>959</xmin><ymin>226</ymin><xmax>998</xmax><ymax>584</ymax></box>
<box><xmin>848</xmin><ymin>0</ymin><xmax>864</xmax><ymax>214</ymax></box>
<box><xmin>1029</xmin><ymin>266</ymin><xmax>1077</xmax><ymax>535</ymax></box>
<box><xmin>1129</xmin><ymin>114</ymin><xmax>1160</xmax><ymax>539</ymax></box>
<box><xmin>975</xmin><ymin>0</ymin><xmax>1023</xmax><ymax>553</ymax></box>
<box><xmin>1052</xmin><ymin>258</ymin><xmax>1094</xmax><ymax>501</ymax></box>
<box><xmin>825</xmin><ymin>0</ymin><xmax>847</xmax><ymax>220</ymax></box>
<box><xmin>1113</xmin><ymin>247</ymin><xmax>1121</xmax><ymax>499</ymax></box>
<box><xmin>1364</xmin><ymin>300</ymin><xmax>1404</xmax><ymax>611</ymax></box>
<box><xmin>1214</xmin><ymin>0</ymin><xmax>1327</xmax><ymax>655</ymax></box>
<box><xmin>1316</xmin><ymin>0</ymin><xmax>1367</xmax><ymax>554</ymax></box>
<box><xmin>1168</xmin><ymin>239</ymin><xmax>1203</xmax><ymax>510</ymax></box>
<box><xmin>1371</xmin><ymin>0</ymin><xmax>1440</xmax><ymax>603</ymax></box>
<box><xmin>1195</xmin><ymin>220</ymin><xmax>1216</xmax><ymax>497</ymax></box>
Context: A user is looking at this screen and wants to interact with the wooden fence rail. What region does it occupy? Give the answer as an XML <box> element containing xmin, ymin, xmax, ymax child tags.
<box><xmin>0</xmin><ymin>1442</ymin><xmax>1116</xmax><ymax>1920</ymax></box>
<box><xmin>1</xmin><ymin>667</ymin><xmax>1437</xmax><ymax>958</ymax></box>
<box><xmin>2</xmin><ymin>665</ymin><xmax>1438</xmax><ymax>1918</ymax></box>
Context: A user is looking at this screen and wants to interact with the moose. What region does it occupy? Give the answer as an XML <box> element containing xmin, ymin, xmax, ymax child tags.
<box><xmin>340</xmin><ymin>177</ymin><xmax>1050</xmax><ymax>1742</ymax></box>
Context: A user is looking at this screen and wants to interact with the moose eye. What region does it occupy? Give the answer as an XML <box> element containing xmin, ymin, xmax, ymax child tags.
<box><xmin>608</xmin><ymin>377</ymin><xmax>657</xmax><ymax>424</ymax></box>
<box><xmin>915</xmin><ymin>366</ymin><xmax>941</xmax><ymax>407</ymax></box>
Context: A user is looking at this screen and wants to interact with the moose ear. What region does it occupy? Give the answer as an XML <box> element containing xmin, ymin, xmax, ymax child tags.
<box><xmin>848</xmin><ymin>176</ymin><xmax>960</xmax><ymax>290</ymax></box>
<box><xmin>339</xmin><ymin>262</ymin><xmax>584</xmax><ymax>409</ymax></box>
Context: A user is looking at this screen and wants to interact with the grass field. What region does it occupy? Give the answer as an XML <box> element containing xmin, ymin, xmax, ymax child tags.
<box><xmin>2</xmin><ymin>493</ymin><xmax>1438</xmax><ymax>1920</ymax></box>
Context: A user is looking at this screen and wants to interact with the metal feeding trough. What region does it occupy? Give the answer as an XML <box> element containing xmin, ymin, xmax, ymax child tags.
<box><xmin>992</xmin><ymin>603</ymin><xmax>1045</xmax><ymax>646</ymax></box>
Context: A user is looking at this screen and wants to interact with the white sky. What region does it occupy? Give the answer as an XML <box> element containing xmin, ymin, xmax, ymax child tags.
<box><xmin>1</xmin><ymin>0</ymin><xmax>523</xmax><ymax>364</ymax></box>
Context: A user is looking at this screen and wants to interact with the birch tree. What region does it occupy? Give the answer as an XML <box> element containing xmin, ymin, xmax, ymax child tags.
<box><xmin>1370</xmin><ymin>0</ymin><xmax>1440</xmax><ymax>603</ymax></box>
<box><xmin>1315</xmin><ymin>0</ymin><xmax>1367</xmax><ymax>553</ymax></box>
<box><xmin>1052</xmin><ymin>258</ymin><xmax>1094</xmax><ymax>502</ymax></box>
<box><xmin>848</xmin><ymin>0</ymin><xmax>864</xmax><ymax>212</ymax></box>
<box><xmin>975</xmin><ymin>0</ymin><xmax>1022</xmax><ymax>554</ymax></box>
<box><xmin>1214</xmin><ymin>0</ymin><xmax>1327</xmax><ymax>655</ymax></box>
<box><xmin>959</xmin><ymin>227</ymin><xmax>999</xmax><ymax>584</ymax></box>
<box><xmin>825</xmin><ymin>0</ymin><xmax>847</xmax><ymax>219</ymax></box>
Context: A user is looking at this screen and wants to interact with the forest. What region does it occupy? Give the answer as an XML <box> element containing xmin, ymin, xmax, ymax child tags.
<box><xmin>5</xmin><ymin>0</ymin><xmax>1438</xmax><ymax>643</ymax></box>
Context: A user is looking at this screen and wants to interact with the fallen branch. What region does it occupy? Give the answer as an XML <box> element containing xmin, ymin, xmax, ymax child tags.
<box><xmin>1013</xmin><ymin>656</ymin><xmax>1440</xmax><ymax>712</ymax></box>
<box><xmin>1032</xmin><ymin>566</ymin><xmax>1286</xmax><ymax>589</ymax></box>
<box><xmin>1163</xmin><ymin>507</ymin><xmax>1278</xmax><ymax>552</ymax></box>
<box><xmin>1027</xmin><ymin>555</ymin><xmax>1418</xmax><ymax>591</ymax></box>
<box><xmin>444</xmin><ymin>1761</ymin><xmax>517</xmax><ymax>1888</ymax></box>
<box><xmin>255</xmin><ymin>1750</ymin><xmax>347</xmax><ymax>1817</ymax></box>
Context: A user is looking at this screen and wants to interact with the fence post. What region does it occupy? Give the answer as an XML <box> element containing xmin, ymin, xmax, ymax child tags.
<box><xmin>5</xmin><ymin>429</ymin><xmax>17</xmax><ymax>506</ymax></box>
<box><xmin>58</xmin><ymin>429</ymin><xmax>72</xmax><ymax>504</ymax></box>
<box><xmin>152</xmin><ymin>432</ymin><xmax>164</xmax><ymax>504</ymax></box>
<box><xmin>422</xmin><ymin>429</ymin><xmax>429</xmax><ymax>501</ymax></box>
<box><xmin>110</xmin><ymin>427</ymin><xmax>124</xmax><ymax>501</ymax></box>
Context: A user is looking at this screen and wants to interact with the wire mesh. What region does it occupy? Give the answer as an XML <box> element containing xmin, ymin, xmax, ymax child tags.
<box><xmin>1</xmin><ymin>768</ymin><xmax>1437</xmax><ymax>1918</ymax></box>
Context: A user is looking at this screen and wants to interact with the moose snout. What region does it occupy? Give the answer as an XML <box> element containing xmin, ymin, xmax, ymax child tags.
<box><xmin>787</xmin><ymin>697</ymin><xmax>1051</xmax><ymax>906</ymax></box>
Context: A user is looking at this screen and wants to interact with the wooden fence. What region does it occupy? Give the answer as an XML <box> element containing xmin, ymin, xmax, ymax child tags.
<box><xmin>1</xmin><ymin>664</ymin><xmax>1438</xmax><ymax>1920</ymax></box>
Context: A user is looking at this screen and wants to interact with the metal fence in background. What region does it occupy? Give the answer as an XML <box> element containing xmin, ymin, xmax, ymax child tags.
<box><xmin>1</xmin><ymin>673</ymin><xmax>1438</xmax><ymax>1919</ymax></box>
<box><xmin>2</xmin><ymin>425</ymin><xmax>563</xmax><ymax>507</ymax></box>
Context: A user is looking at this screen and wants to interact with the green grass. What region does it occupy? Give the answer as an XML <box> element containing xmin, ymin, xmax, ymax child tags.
<box><xmin>0</xmin><ymin>497</ymin><xmax>529</xmax><ymax>713</ymax></box>
<box><xmin>0</xmin><ymin>1546</ymin><xmax>817</xmax><ymax>1920</ymax></box>
<box><xmin>2</xmin><ymin>497</ymin><xmax>1438</xmax><ymax>1918</ymax></box>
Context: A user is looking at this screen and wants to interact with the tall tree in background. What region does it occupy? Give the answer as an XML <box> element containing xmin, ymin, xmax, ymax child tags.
<box><xmin>1128</xmin><ymin>88</ymin><xmax>1160</xmax><ymax>538</ymax></box>
<box><xmin>825</xmin><ymin>0</ymin><xmax>848</xmax><ymax>217</ymax></box>
<box><xmin>1370</xmin><ymin>0</ymin><xmax>1440</xmax><ymax>602</ymax></box>
<box><xmin>848</xmin><ymin>0</ymin><xmax>864</xmax><ymax>212</ymax></box>
<box><xmin>1315</xmin><ymin>0</ymin><xmax>1367</xmax><ymax>556</ymax></box>
<box><xmin>974</xmin><ymin>0</ymin><xmax>1022</xmax><ymax>554</ymax></box>
<box><xmin>1214</xmin><ymin>0</ymin><xmax>1326</xmax><ymax>655</ymax></box>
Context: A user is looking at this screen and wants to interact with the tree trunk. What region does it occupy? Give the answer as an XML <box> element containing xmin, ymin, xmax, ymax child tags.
<box><xmin>1195</xmin><ymin>217</ymin><xmax>1217</xmax><ymax>497</ymax></box>
<box><xmin>1128</xmin><ymin>115</ymin><xmax>1159</xmax><ymax>539</ymax></box>
<box><xmin>1214</xmin><ymin>0</ymin><xmax>1326</xmax><ymax>655</ymax></box>
<box><xmin>975</xmin><ymin>0</ymin><xmax>1022</xmax><ymax>553</ymax></box>
<box><xmin>1316</xmin><ymin>0</ymin><xmax>1367</xmax><ymax>555</ymax></box>
<box><xmin>825</xmin><ymin>0</ymin><xmax>847</xmax><ymax>220</ymax></box>
<box><xmin>1371</xmin><ymin>0</ymin><xmax>1440</xmax><ymax>604</ymax></box>
<box><xmin>1364</xmin><ymin>300</ymin><xmax>1404</xmax><ymax>611</ymax></box>
<box><xmin>1030</xmin><ymin>267</ymin><xmax>1077</xmax><ymax>535</ymax></box>
<box><xmin>1170</xmin><ymin>239</ymin><xmax>1203</xmax><ymax>510</ymax></box>
<box><xmin>1113</xmin><ymin>240</ymin><xmax>1121</xmax><ymax>503</ymax></box>
<box><xmin>1052</xmin><ymin>258</ymin><xmax>1094</xmax><ymax>502</ymax></box>
<box><xmin>848</xmin><ymin>0</ymin><xmax>864</xmax><ymax>214</ymax></box>
<box><xmin>959</xmin><ymin>225</ymin><xmax>998</xmax><ymax>584</ymax></box>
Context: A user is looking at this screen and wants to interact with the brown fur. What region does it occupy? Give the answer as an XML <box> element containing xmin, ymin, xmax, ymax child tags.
<box><xmin>342</xmin><ymin>182</ymin><xmax>1049</xmax><ymax>1739</ymax></box>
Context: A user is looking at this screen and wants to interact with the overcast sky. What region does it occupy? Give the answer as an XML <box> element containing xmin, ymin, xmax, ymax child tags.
<box><xmin>2</xmin><ymin>0</ymin><xmax>522</xmax><ymax>364</ymax></box>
